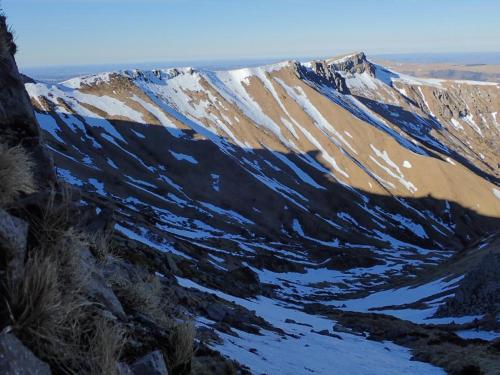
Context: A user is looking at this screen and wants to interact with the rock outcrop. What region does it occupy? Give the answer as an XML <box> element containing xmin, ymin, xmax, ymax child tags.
<box><xmin>294</xmin><ymin>60</ymin><xmax>349</xmax><ymax>93</ymax></box>
<box><xmin>437</xmin><ymin>250</ymin><xmax>500</xmax><ymax>318</ymax></box>
<box><xmin>0</xmin><ymin>15</ymin><xmax>54</xmax><ymax>186</ymax></box>
<box><xmin>328</xmin><ymin>52</ymin><xmax>376</xmax><ymax>76</ymax></box>
<box><xmin>0</xmin><ymin>333</ymin><xmax>52</xmax><ymax>375</ymax></box>
<box><xmin>130</xmin><ymin>350</ymin><xmax>170</xmax><ymax>375</ymax></box>
<box><xmin>0</xmin><ymin>208</ymin><xmax>28</xmax><ymax>284</ymax></box>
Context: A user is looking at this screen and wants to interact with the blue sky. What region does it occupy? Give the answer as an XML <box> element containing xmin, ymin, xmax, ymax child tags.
<box><xmin>4</xmin><ymin>0</ymin><xmax>500</xmax><ymax>68</ymax></box>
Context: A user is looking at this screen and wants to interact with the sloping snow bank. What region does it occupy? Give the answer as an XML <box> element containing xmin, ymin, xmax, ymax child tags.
<box><xmin>177</xmin><ymin>277</ymin><xmax>445</xmax><ymax>375</ymax></box>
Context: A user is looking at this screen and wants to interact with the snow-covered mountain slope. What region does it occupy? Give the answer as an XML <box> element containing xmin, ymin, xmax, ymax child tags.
<box><xmin>25</xmin><ymin>52</ymin><xmax>500</xmax><ymax>374</ymax></box>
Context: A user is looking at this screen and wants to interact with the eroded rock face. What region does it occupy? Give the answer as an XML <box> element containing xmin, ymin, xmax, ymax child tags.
<box><xmin>329</xmin><ymin>52</ymin><xmax>376</xmax><ymax>76</ymax></box>
<box><xmin>0</xmin><ymin>333</ymin><xmax>51</xmax><ymax>375</ymax></box>
<box><xmin>0</xmin><ymin>19</ymin><xmax>37</xmax><ymax>135</ymax></box>
<box><xmin>295</xmin><ymin>60</ymin><xmax>349</xmax><ymax>94</ymax></box>
<box><xmin>431</xmin><ymin>90</ymin><xmax>469</xmax><ymax>120</ymax></box>
<box><xmin>0</xmin><ymin>16</ymin><xmax>54</xmax><ymax>186</ymax></box>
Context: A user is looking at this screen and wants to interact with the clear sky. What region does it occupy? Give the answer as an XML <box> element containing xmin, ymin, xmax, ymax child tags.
<box><xmin>4</xmin><ymin>0</ymin><xmax>500</xmax><ymax>68</ymax></box>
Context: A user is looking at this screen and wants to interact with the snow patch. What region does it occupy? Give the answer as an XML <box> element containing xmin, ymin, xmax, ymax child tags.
<box><xmin>35</xmin><ymin>113</ymin><xmax>65</xmax><ymax>143</ymax></box>
<box><xmin>170</xmin><ymin>151</ymin><xmax>198</xmax><ymax>164</ymax></box>
<box><xmin>493</xmin><ymin>188</ymin><xmax>500</xmax><ymax>200</ymax></box>
<box><xmin>178</xmin><ymin>277</ymin><xmax>445</xmax><ymax>375</ymax></box>
<box><xmin>210</xmin><ymin>174</ymin><xmax>220</xmax><ymax>192</ymax></box>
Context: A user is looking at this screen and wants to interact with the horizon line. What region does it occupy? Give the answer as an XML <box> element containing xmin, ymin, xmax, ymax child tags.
<box><xmin>20</xmin><ymin>51</ymin><xmax>500</xmax><ymax>71</ymax></box>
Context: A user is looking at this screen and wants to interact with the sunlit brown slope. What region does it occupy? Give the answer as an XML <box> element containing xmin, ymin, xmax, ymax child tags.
<box><xmin>25</xmin><ymin>53</ymin><xmax>500</xmax><ymax>302</ymax></box>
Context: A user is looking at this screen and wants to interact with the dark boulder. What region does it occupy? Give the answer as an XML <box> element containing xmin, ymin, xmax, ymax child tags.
<box><xmin>130</xmin><ymin>350</ymin><xmax>169</xmax><ymax>375</ymax></box>
<box><xmin>0</xmin><ymin>333</ymin><xmax>51</xmax><ymax>374</ymax></box>
<box><xmin>0</xmin><ymin>209</ymin><xmax>29</xmax><ymax>284</ymax></box>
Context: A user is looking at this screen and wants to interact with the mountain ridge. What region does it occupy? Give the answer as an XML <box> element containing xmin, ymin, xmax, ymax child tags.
<box><xmin>53</xmin><ymin>51</ymin><xmax>500</xmax><ymax>90</ymax></box>
<box><xmin>23</xmin><ymin>50</ymin><xmax>500</xmax><ymax>373</ymax></box>
<box><xmin>25</xmin><ymin>51</ymin><xmax>500</xmax><ymax>251</ymax></box>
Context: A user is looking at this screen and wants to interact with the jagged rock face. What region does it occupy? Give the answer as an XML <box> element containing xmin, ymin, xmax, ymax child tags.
<box><xmin>295</xmin><ymin>60</ymin><xmax>349</xmax><ymax>94</ymax></box>
<box><xmin>0</xmin><ymin>17</ymin><xmax>38</xmax><ymax>137</ymax></box>
<box><xmin>328</xmin><ymin>52</ymin><xmax>376</xmax><ymax>76</ymax></box>
<box><xmin>431</xmin><ymin>90</ymin><xmax>469</xmax><ymax>119</ymax></box>
<box><xmin>0</xmin><ymin>17</ymin><xmax>54</xmax><ymax>185</ymax></box>
<box><xmin>25</xmin><ymin>54</ymin><xmax>500</xmax><ymax>306</ymax></box>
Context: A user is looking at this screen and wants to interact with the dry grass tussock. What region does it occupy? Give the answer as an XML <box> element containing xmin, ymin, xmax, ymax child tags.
<box><xmin>111</xmin><ymin>272</ymin><xmax>197</xmax><ymax>371</ymax></box>
<box><xmin>5</xmin><ymin>229</ymin><xmax>124</xmax><ymax>373</ymax></box>
<box><xmin>166</xmin><ymin>321</ymin><xmax>196</xmax><ymax>372</ymax></box>
<box><xmin>89</xmin><ymin>229</ymin><xmax>114</xmax><ymax>263</ymax></box>
<box><xmin>0</xmin><ymin>140</ymin><xmax>191</xmax><ymax>371</ymax></box>
<box><xmin>88</xmin><ymin>317</ymin><xmax>125</xmax><ymax>375</ymax></box>
<box><xmin>29</xmin><ymin>185</ymin><xmax>77</xmax><ymax>245</ymax></box>
<box><xmin>111</xmin><ymin>273</ymin><xmax>169</xmax><ymax>325</ymax></box>
<box><xmin>5</xmin><ymin>239</ymin><xmax>89</xmax><ymax>371</ymax></box>
<box><xmin>3</xmin><ymin>189</ymin><xmax>125</xmax><ymax>373</ymax></box>
<box><xmin>0</xmin><ymin>143</ymin><xmax>36</xmax><ymax>206</ymax></box>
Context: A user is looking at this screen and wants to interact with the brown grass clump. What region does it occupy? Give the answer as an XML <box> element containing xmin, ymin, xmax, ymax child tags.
<box><xmin>3</xmin><ymin>185</ymin><xmax>125</xmax><ymax>373</ymax></box>
<box><xmin>0</xmin><ymin>143</ymin><xmax>35</xmax><ymax>206</ymax></box>
<box><xmin>88</xmin><ymin>317</ymin><xmax>125</xmax><ymax>375</ymax></box>
<box><xmin>4</xmin><ymin>226</ymin><xmax>125</xmax><ymax>373</ymax></box>
<box><xmin>5</xmin><ymin>245</ymin><xmax>89</xmax><ymax>371</ymax></box>
<box><xmin>111</xmin><ymin>273</ymin><xmax>168</xmax><ymax>325</ymax></box>
<box><xmin>166</xmin><ymin>321</ymin><xmax>196</xmax><ymax>372</ymax></box>
<box><xmin>48</xmin><ymin>227</ymin><xmax>90</xmax><ymax>290</ymax></box>
<box><xmin>111</xmin><ymin>272</ymin><xmax>197</xmax><ymax>372</ymax></box>
<box><xmin>29</xmin><ymin>185</ymin><xmax>76</xmax><ymax>245</ymax></box>
<box><xmin>89</xmin><ymin>230</ymin><xmax>114</xmax><ymax>264</ymax></box>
